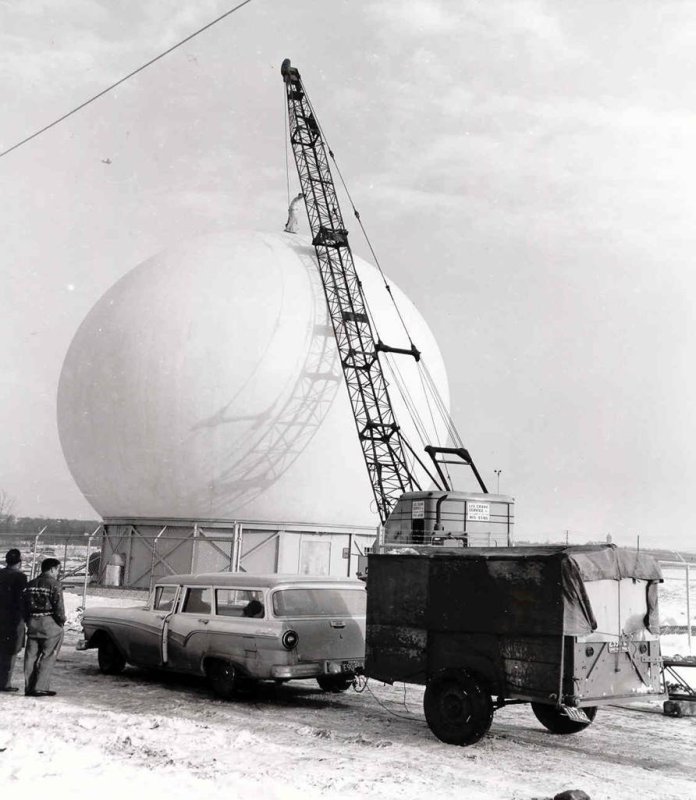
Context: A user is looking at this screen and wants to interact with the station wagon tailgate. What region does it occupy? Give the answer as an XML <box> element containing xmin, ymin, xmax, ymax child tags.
<box><xmin>272</xmin><ymin>586</ymin><xmax>366</xmax><ymax>664</ymax></box>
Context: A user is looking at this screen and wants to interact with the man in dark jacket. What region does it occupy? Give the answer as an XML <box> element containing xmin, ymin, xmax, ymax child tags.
<box><xmin>23</xmin><ymin>557</ymin><xmax>66</xmax><ymax>697</ymax></box>
<box><xmin>0</xmin><ymin>548</ymin><xmax>28</xmax><ymax>691</ymax></box>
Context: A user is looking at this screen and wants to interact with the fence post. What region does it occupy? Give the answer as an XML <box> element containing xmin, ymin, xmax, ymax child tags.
<box><xmin>686</xmin><ymin>562</ymin><xmax>692</xmax><ymax>654</ymax></box>
<box><xmin>232</xmin><ymin>523</ymin><xmax>243</xmax><ymax>572</ymax></box>
<box><xmin>673</xmin><ymin>553</ymin><xmax>692</xmax><ymax>654</ymax></box>
<box><xmin>192</xmin><ymin>523</ymin><xmax>199</xmax><ymax>574</ymax></box>
<box><xmin>31</xmin><ymin>526</ymin><xmax>47</xmax><ymax>578</ymax></box>
<box><xmin>82</xmin><ymin>525</ymin><xmax>103</xmax><ymax>610</ymax></box>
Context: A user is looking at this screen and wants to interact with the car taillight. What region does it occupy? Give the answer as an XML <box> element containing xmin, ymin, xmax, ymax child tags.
<box><xmin>282</xmin><ymin>630</ymin><xmax>299</xmax><ymax>650</ymax></box>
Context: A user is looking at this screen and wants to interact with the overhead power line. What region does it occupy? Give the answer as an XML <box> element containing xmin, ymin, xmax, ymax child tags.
<box><xmin>0</xmin><ymin>0</ymin><xmax>256</xmax><ymax>160</ymax></box>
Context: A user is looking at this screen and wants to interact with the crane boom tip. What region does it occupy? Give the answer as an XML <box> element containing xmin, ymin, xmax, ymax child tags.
<box><xmin>281</xmin><ymin>58</ymin><xmax>300</xmax><ymax>83</ymax></box>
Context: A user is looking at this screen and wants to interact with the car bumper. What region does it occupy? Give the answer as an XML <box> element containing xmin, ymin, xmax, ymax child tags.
<box><xmin>271</xmin><ymin>663</ymin><xmax>322</xmax><ymax>679</ymax></box>
<box><xmin>270</xmin><ymin>659</ymin><xmax>364</xmax><ymax>680</ymax></box>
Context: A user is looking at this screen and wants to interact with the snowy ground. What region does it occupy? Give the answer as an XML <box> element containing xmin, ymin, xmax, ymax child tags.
<box><xmin>0</xmin><ymin>587</ymin><xmax>694</xmax><ymax>800</ymax></box>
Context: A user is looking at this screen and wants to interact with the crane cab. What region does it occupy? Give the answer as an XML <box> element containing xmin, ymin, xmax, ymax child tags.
<box><xmin>357</xmin><ymin>491</ymin><xmax>515</xmax><ymax>579</ymax></box>
<box><xmin>382</xmin><ymin>490</ymin><xmax>514</xmax><ymax>550</ymax></box>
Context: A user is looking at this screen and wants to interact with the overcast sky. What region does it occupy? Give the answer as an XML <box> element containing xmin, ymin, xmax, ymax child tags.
<box><xmin>1</xmin><ymin>1</ymin><xmax>694</xmax><ymax>550</ymax></box>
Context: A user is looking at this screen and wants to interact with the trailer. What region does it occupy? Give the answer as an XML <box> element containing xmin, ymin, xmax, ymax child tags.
<box><xmin>365</xmin><ymin>544</ymin><xmax>664</xmax><ymax>745</ymax></box>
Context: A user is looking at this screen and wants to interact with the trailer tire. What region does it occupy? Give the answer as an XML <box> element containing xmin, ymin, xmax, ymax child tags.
<box><xmin>531</xmin><ymin>703</ymin><xmax>597</xmax><ymax>734</ymax></box>
<box><xmin>317</xmin><ymin>674</ymin><xmax>353</xmax><ymax>693</ymax></box>
<box><xmin>423</xmin><ymin>671</ymin><xmax>493</xmax><ymax>746</ymax></box>
<box><xmin>97</xmin><ymin>637</ymin><xmax>126</xmax><ymax>675</ymax></box>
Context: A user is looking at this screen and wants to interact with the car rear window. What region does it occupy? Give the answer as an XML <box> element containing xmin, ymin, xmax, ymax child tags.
<box><xmin>272</xmin><ymin>588</ymin><xmax>366</xmax><ymax>618</ymax></box>
<box><xmin>215</xmin><ymin>589</ymin><xmax>264</xmax><ymax>617</ymax></box>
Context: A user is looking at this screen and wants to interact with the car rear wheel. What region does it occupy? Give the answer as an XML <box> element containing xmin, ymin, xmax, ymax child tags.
<box><xmin>97</xmin><ymin>637</ymin><xmax>126</xmax><ymax>675</ymax></box>
<box><xmin>317</xmin><ymin>674</ymin><xmax>354</xmax><ymax>693</ymax></box>
<box><xmin>206</xmin><ymin>660</ymin><xmax>256</xmax><ymax>700</ymax></box>
<box><xmin>423</xmin><ymin>671</ymin><xmax>493</xmax><ymax>746</ymax></box>
<box><xmin>531</xmin><ymin>703</ymin><xmax>597</xmax><ymax>734</ymax></box>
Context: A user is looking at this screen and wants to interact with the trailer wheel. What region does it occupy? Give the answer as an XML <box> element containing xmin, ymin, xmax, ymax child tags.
<box><xmin>317</xmin><ymin>674</ymin><xmax>353</xmax><ymax>693</ymax></box>
<box><xmin>97</xmin><ymin>637</ymin><xmax>126</xmax><ymax>675</ymax></box>
<box><xmin>531</xmin><ymin>703</ymin><xmax>597</xmax><ymax>734</ymax></box>
<box><xmin>206</xmin><ymin>660</ymin><xmax>255</xmax><ymax>700</ymax></box>
<box><xmin>423</xmin><ymin>671</ymin><xmax>493</xmax><ymax>746</ymax></box>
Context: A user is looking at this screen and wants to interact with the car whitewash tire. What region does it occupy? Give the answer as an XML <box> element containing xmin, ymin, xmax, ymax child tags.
<box><xmin>531</xmin><ymin>702</ymin><xmax>597</xmax><ymax>734</ymax></box>
<box><xmin>423</xmin><ymin>670</ymin><xmax>494</xmax><ymax>746</ymax></box>
<box><xmin>97</xmin><ymin>637</ymin><xmax>127</xmax><ymax>675</ymax></box>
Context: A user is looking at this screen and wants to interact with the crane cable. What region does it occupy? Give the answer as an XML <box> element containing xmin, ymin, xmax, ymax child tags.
<box><xmin>285</xmin><ymin>75</ymin><xmax>464</xmax><ymax>480</ymax></box>
<box><xmin>0</xmin><ymin>0</ymin><xmax>257</xmax><ymax>161</ymax></box>
<box><xmin>421</xmin><ymin>361</ymin><xmax>464</xmax><ymax>448</ymax></box>
<box><xmin>360</xmin><ymin>287</ymin><xmax>443</xmax><ymax>454</ymax></box>
<box><xmin>283</xmin><ymin>80</ymin><xmax>448</xmax><ymax>453</ymax></box>
<box><xmin>284</xmin><ymin>92</ymin><xmax>291</xmax><ymax>207</ymax></box>
<box><xmin>301</xmin><ymin>88</ymin><xmax>416</xmax><ymax>349</ymax></box>
<box><xmin>308</xmin><ymin>84</ymin><xmax>463</xmax><ymax>463</ymax></box>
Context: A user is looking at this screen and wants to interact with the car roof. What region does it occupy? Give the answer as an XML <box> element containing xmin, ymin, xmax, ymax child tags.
<box><xmin>155</xmin><ymin>573</ymin><xmax>365</xmax><ymax>589</ymax></box>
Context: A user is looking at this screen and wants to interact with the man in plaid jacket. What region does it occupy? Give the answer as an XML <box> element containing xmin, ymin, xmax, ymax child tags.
<box><xmin>23</xmin><ymin>558</ymin><xmax>66</xmax><ymax>697</ymax></box>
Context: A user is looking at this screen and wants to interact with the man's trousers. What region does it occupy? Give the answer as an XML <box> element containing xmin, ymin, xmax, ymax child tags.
<box><xmin>24</xmin><ymin>630</ymin><xmax>63</xmax><ymax>693</ymax></box>
<box><xmin>0</xmin><ymin>649</ymin><xmax>19</xmax><ymax>689</ymax></box>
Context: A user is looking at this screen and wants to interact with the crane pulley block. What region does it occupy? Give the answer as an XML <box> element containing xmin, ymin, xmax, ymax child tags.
<box><xmin>280</xmin><ymin>58</ymin><xmax>301</xmax><ymax>84</ymax></box>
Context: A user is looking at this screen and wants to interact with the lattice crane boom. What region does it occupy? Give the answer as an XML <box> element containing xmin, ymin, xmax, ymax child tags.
<box><xmin>281</xmin><ymin>58</ymin><xmax>420</xmax><ymax>524</ymax></box>
<box><xmin>281</xmin><ymin>59</ymin><xmax>488</xmax><ymax>524</ymax></box>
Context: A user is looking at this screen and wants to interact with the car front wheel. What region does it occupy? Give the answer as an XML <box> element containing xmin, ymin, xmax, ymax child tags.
<box><xmin>531</xmin><ymin>702</ymin><xmax>597</xmax><ymax>734</ymax></box>
<box><xmin>97</xmin><ymin>637</ymin><xmax>126</xmax><ymax>675</ymax></box>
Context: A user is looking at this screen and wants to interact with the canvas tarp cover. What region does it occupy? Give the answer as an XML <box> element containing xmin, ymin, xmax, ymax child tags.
<box><xmin>563</xmin><ymin>545</ymin><xmax>662</xmax><ymax>634</ymax></box>
<box><xmin>465</xmin><ymin>544</ymin><xmax>662</xmax><ymax>636</ymax></box>
<box><xmin>373</xmin><ymin>544</ymin><xmax>662</xmax><ymax>637</ymax></box>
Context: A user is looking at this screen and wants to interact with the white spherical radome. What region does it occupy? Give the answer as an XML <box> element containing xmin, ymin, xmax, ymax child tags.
<box><xmin>57</xmin><ymin>230</ymin><xmax>450</xmax><ymax>526</ymax></box>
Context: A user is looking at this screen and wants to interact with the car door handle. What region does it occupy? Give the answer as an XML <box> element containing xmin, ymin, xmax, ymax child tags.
<box><xmin>330</xmin><ymin>621</ymin><xmax>345</xmax><ymax>629</ymax></box>
<box><xmin>198</xmin><ymin>618</ymin><xmax>210</xmax><ymax>624</ymax></box>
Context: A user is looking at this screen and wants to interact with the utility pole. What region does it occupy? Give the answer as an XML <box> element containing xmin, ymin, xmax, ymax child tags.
<box><xmin>494</xmin><ymin>469</ymin><xmax>502</xmax><ymax>494</ymax></box>
<box><xmin>565</xmin><ymin>529</ymin><xmax>569</xmax><ymax>546</ymax></box>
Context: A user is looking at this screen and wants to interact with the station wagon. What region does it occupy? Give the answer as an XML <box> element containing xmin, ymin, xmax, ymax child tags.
<box><xmin>78</xmin><ymin>573</ymin><xmax>366</xmax><ymax>696</ymax></box>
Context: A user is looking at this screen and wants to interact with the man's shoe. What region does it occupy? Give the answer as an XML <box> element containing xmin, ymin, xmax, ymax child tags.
<box><xmin>0</xmin><ymin>687</ymin><xmax>19</xmax><ymax>693</ymax></box>
<box><xmin>33</xmin><ymin>690</ymin><xmax>57</xmax><ymax>697</ymax></box>
<box><xmin>24</xmin><ymin>690</ymin><xmax>37</xmax><ymax>696</ymax></box>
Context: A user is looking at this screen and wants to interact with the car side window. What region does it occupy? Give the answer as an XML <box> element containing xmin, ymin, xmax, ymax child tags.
<box><xmin>181</xmin><ymin>587</ymin><xmax>212</xmax><ymax>615</ymax></box>
<box><xmin>215</xmin><ymin>589</ymin><xmax>264</xmax><ymax>618</ymax></box>
<box><xmin>153</xmin><ymin>585</ymin><xmax>178</xmax><ymax>611</ymax></box>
